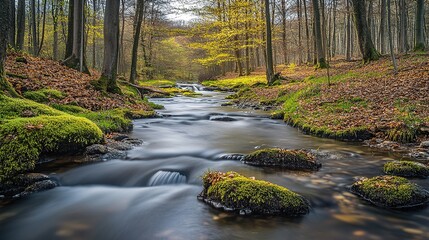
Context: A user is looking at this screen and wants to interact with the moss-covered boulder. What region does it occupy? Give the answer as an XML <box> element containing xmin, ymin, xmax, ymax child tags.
<box><xmin>199</xmin><ymin>171</ymin><xmax>310</xmax><ymax>216</ymax></box>
<box><xmin>351</xmin><ymin>176</ymin><xmax>429</xmax><ymax>209</ymax></box>
<box><xmin>243</xmin><ymin>148</ymin><xmax>321</xmax><ymax>171</ymax></box>
<box><xmin>384</xmin><ymin>161</ymin><xmax>429</xmax><ymax>178</ymax></box>
<box><xmin>0</xmin><ymin>95</ymin><xmax>103</xmax><ymax>181</ymax></box>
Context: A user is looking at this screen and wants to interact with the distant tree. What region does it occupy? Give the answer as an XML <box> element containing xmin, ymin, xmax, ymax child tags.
<box><xmin>312</xmin><ymin>0</ymin><xmax>327</xmax><ymax>68</ymax></box>
<box><xmin>351</xmin><ymin>0</ymin><xmax>379</xmax><ymax>62</ymax></box>
<box><xmin>65</xmin><ymin>0</ymin><xmax>74</xmax><ymax>59</ymax></box>
<box><xmin>387</xmin><ymin>0</ymin><xmax>397</xmax><ymax>73</ymax></box>
<box><xmin>130</xmin><ymin>0</ymin><xmax>145</xmax><ymax>84</ymax></box>
<box><xmin>414</xmin><ymin>0</ymin><xmax>426</xmax><ymax>51</ymax></box>
<box><xmin>63</xmin><ymin>0</ymin><xmax>90</xmax><ymax>73</ymax></box>
<box><xmin>16</xmin><ymin>0</ymin><xmax>25</xmax><ymax>50</ymax></box>
<box><xmin>30</xmin><ymin>0</ymin><xmax>38</xmax><ymax>55</ymax></box>
<box><xmin>93</xmin><ymin>0</ymin><xmax>121</xmax><ymax>93</ymax></box>
<box><xmin>265</xmin><ymin>0</ymin><xmax>275</xmax><ymax>84</ymax></box>
<box><xmin>0</xmin><ymin>0</ymin><xmax>19</xmax><ymax>97</ymax></box>
<box><xmin>379</xmin><ymin>0</ymin><xmax>386</xmax><ymax>54</ymax></box>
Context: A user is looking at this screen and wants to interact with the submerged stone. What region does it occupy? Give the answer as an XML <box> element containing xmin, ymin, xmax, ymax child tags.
<box><xmin>243</xmin><ymin>148</ymin><xmax>321</xmax><ymax>171</ymax></box>
<box><xmin>209</xmin><ymin>116</ymin><xmax>238</xmax><ymax>122</ymax></box>
<box><xmin>199</xmin><ymin>171</ymin><xmax>310</xmax><ymax>216</ymax></box>
<box><xmin>351</xmin><ymin>176</ymin><xmax>429</xmax><ymax>209</ymax></box>
<box><xmin>384</xmin><ymin>161</ymin><xmax>429</xmax><ymax>178</ymax></box>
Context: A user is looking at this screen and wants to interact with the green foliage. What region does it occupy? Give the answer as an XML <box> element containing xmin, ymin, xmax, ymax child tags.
<box><xmin>322</xmin><ymin>98</ymin><xmax>368</xmax><ymax>114</ymax></box>
<box><xmin>50</xmin><ymin>104</ymin><xmax>90</xmax><ymax>114</ymax></box>
<box><xmin>202</xmin><ymin>75</ymin><xmax>266</xmax><ymax>90</ymax></box>
<box><xmin>351</xmin><ymin>176</ymin><xmax>429</xmax><ymax>208</ymax></box>
<box><xmin>139</xmin><ymin>79</ymin><xmax>176</xmax><ymax>88</ymax></box>
<box><xmin>0</xmin><ymin>96</ymin><xmax>102</xmax><ymax>181</ymax></box>
<box><xmin>201</xmin><ymin>171</ymin><xmax>309</xmax><ymax>216</ymax></box>
<box><xmin>23</xmin><ymin>89</ymin><xmax>66</xmax><ymax>103</ymax></box>
<box><xmin>384</xmin><ymin>161</ymin><xmax>429</xmax><ymax>178</ymax></box>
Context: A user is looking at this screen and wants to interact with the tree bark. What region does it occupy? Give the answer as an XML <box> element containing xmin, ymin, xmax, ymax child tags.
<box><xmin>30</xmin><ymin>0</ymin><xmax>38</xmax><ymax>55</ymax></box>
<box><xmin>303</xmin><ymin>0</ymin><xmax>311</xmax><ymax>63</ymax></box>
<box><xmin>265</xmin><ymin>0</ymin><xmax>275</xmax><ymax>84</ymax></box>
<box><xmin>351</xmin><ymin>0</ymin><xmax>379</xmax><ymax>62</ymax></box>
<box><xmin>414</xmin><ymin>0</ymin><xmax>425</xmax><ymax>51</ymax></box>
<box><xmin>94</xmin><ymin>0</ymin><xmax>120</xmax><ymax>93</ymax></box>
<box><xmin>8</xmin><ymin>0</ymin><xmax>15</xmax><ymax>48</ymax></box>
<box><xmin>16</xmin><ymin>0</ymin><xmax>25</xmax><ymax>50</ymax></box>
<box><xmin>130</xmin><ymin>0</ymin><xmax>145</xmax><ymax>84</ymax></box>
<box><xmin>63</xmin><ymin>0</ymin><xmax>89</xmax><ymax>73</ymax></box>
<box><xmin>346</xmin><ymin>0</ymin><xmax>351</xmax><ymax>60</ymax></box>
<box><xmin>312</xmin><ymin>0</ymin><xmax>327</xmax><ymax>68</ymax></box>
<box><xmin>387</xmin><ymin>0</ymin><xmax>397</xmax><ymax>74</ymax></box>
<box><xmin>0</xmin><ymin>0</ymin><xmax>19</xmax><ymax>97</ymax></box>
<box><xmin>398</xmin><ymin>0</ymin><xmax>409</xmax><ymax>53</ymax></box>
<box><xmin>379</xmin><ymin>0</ymin><xmax>386</xmax><ymax>54</ymax></box>
<box><xmin>65</xmin><ymin>0</ymin><xmax>74</xmax><ymax>58</ymax></box>
<box><xmin>37</xmin><ymin>0</ymin><xmax>48</xmax><ymax>56</ymax></box>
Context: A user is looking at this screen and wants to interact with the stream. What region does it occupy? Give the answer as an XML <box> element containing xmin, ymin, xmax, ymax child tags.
<box><xmin>1</xmin><ymin>86</ymin><xmax>428</xmax><ymax>240</ymax></box>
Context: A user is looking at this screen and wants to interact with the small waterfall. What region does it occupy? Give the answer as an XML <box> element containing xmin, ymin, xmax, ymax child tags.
<box><xmin>216</xmin><ymin>154</ymin><xmax>245</xmax><ymax>161</ymax></box>
<box><xmin>148</xmin><ymin>171</ymin><xmax>187</xmax><ymax>186</ymax></box>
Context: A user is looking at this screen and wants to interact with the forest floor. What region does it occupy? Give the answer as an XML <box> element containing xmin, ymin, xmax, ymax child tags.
<box><xmin>203</xmin><ymin>54</ymin><xmax>429</xmax><ymax>157</ymax></box>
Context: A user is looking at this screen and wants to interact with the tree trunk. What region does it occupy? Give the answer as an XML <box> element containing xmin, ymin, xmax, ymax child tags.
<box><xmin>30</xmin><ymin>0</ymin><xmax>38</xmax><ymax>55</ymax></box>
<box><xmin>351</xmin><ymin>0</ymin><xmax>379</xmax><ymax>62</ymax></box>
<box><xmin>63</xmin><ymin>0</ymin><xmax>89</xmax><ymax>73</ymax></box>
<box><xmin>265</xmin><ymin>0</ymin><xmax>275</xmax><ymax>84</ymax></box>
<box><xmin>52</xmin><ymin>0</ymin><xmax>59</xmax><ymax>60</ymax></box>
<box><xmin>8</xmin><ymin>0</ymin><xmax>15</xmax><ymax>48</ymax></box>
<box><xmin>16</xmin><ymin>0</ymin><xmax>25</xmax><ymax>50</ymax></box>
<box><xmin>398</xmin><ymin>0</ymin><xmax>409</xmax><ymax>53</ymax></box>
<box><xmin>303</xmin><ymin>0</ymin><xmax>311</xmax><ymax>63</ymax></box>
<box><xmin>65</xmin><ymin>0</ymin><xmax>74</xmax><ymax>58</ymax></box>
<box><xmin>312</xmin><ymin>0</ymin><xmax>327</xmax><ymax>68</ymax></box>
<box><xmin>281</xmin><ymin>0</ymin><xmax>287</xmax><ymax>64</ymax></box>
<box><xmin>130</xmin><ymin>0</ymin><xmax>145</xmax><ymax>84</ymax></box>
<box><xmin>94</xmin><ymin>0</ymin><xmax>120</xmax><ymax>93</ymax></box>
<box><xmin>379</xmin><ymin>0</ymin><xmax>386</xmax><ymax>54</ymax></box>
<box><xmin>387</xmin><ymin>0</ymin><xmax>397</xmax><ymax>74</ymax></box>
<box><xmin>331</xmin><ymin>0</ymin><xmax>337</xmax><ymax>57</ymax></box>
<box><xmin>0</xmin><ymin>0</ymin><xmax>19</xmax><ymax>97</ymax></box>
<box><xmin>37</xmin><ymin>0</ymin><xmax>48</xmax><ymax>56</ymax></box>
<box><xmin>297</xmin><ymin>0</ymin><xmax>302</xmax><ymax>64</ymax></box>
<box><xmin>346</xmin><ymin>0</ymin><xmax>351</xmax><ymax>60</ymax></box>
<box><xmin>92</xmin><ymin>0</ymin><xmax>97</xmax><ymax>68</ymax></box>
<box><xmin>414</xmin><ymin>0</ymin><xmax>425</xmax><ymax>51</ymax></box>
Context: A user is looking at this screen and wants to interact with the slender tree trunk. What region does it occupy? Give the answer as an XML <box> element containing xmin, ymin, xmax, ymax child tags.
<box><xmin>281</xmin><ymin>0</ymin><xmax>287</xmax><ymax>64</ymax></box>
<box><xmin>387</xmin><ymin>0</ymin><xmax>397</xmax><ymax>74</ymax></box>
<box><xmin>30</xmin><ymin>0</ymin><xmax>38</xmax><ymax>55</ymax></box>
<box><xmin>265</xmin><ymin>0</ymin><xmax>275</xmax><ymax>84</ymax></box>
<box><xmin>92</xmin><ymin>0</ymin><xmax>97</xmax><ymax>68</ymax></box>
<box><xmin>331</xmin><ymin>0</ymin><xmax>337</xmax><ymax>57</ymax></box>
<box><xmin>351</xmin><ymin>0</ymin><xmax>380</xmax><ymax>62</ymax></box>
<box><xmin>65</xmin><ymin>0</ymin><xmax>74</xmax><ymax>58</ymax></box>
<box><xmin>130</xmin><ymin>0</ymin><xmax>145</xmax><ymax>83</ymax></box>
<box><xmin>379</xmin><ymin>0</ymin><xmax>386</xmax><ymax>54</ymax></box>
<box><xmin>346</xmin><ymin>0</ymin><xmax>351</xmax><ymax>60</ymax></box>
<box><xmin>96</xmin><ymin>0</ymin><xmax>120</xmax><ymax>93</ymax></box>
<box><xmin>37</xmin><ymin>0</ymin><xmax>48</xmax><ymax>56</ymax></box>
<box><xmin>8</xmin><ymin>0</ymin><xmax>15</xmax><ymax>48</ymax></box>
<box><xmin>16</xmin><ymin>0</ymin><xmax>25</xmax><ymax>50</ymax></box>
<box><xmin>297</xmin><ymin>0</ymin><xmax>302</xmax><ymax>64</ymax></box>
<box><xmin>303</xmin><ymin>0</ymin><xmax>311</xmax><ymax>63</ymax></box>
<box><xmin>245</xmin><ymin>0</ymin><xmax>251</xmax><ymax>75</ymax></box>
<box><xmin>52</xmin><ymin>0</ymin><xmax>59</xmax><ymax>60</ymax></box>
<box><xmin>312</xmin><ymin>0</ymin><xmax>327</xmax><ymax>68</ymax></box>
<box><xmin>414</xmin><ymin>0</ymin><xmax>425</xmax><ymax>51</ymax></box>
<box><xmin>118</xmin><ymin>0</ymin><xmax>126</xmax><ymax>74</ymax></box>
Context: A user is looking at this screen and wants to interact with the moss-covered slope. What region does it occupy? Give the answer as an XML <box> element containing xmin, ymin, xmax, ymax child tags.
<box><xmin>0</xmin><ymin>95</ymin><xmax>103</xmax><ymax>181</ymax></box>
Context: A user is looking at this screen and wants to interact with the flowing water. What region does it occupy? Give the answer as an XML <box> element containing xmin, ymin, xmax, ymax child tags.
<box><xmin>1</xmin><ymin>86</ymin><xmax>428</xmax><ymax>240</ymax></box>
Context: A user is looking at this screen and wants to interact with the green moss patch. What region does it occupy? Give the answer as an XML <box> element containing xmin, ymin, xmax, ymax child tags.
<box><xmin>243</xmin><ymin>148</ymin><xmax>321</xmax><ymax>171</ymax></box>
<box><xmin>199</xmin><ymin>171</ymin><xmax>310</xmax><ymax>216</ymax></box>
<box><xmin>51</xmin><ymin>104</ymin><xmax>157</xmax><ymax>133</ymax></box>
<box><xmin>0</xmin><ymin>115</ymin><xmax>102</xmax><ymax>182</ymax></box>
<box><xmin>384</xmin><ymin>161</ymin><xmax>429</xmax><ymax>178</ymax></box>
<box><xmin>0</xmin><ymin>96</ymin><xmax>103</xmax><ymax>181</ymax></box>
<box><xmin>202</xmin><ymin>75</ymin><xmax>266</xmax><ymax>91</ymax></box>
<box><xmin>23</xmin><ymin>89</ymin><xmax>65</xmax><ymax>103</ymax></box>
<box><xmin>351</xmin><ymin>176</ymin><xmax>429</xmax><ymax>208</ymax></box>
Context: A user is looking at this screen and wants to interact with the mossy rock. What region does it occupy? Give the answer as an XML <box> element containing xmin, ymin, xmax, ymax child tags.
<box><xmin>383</xmin><ymin>161</ymin><xmax>429</xmax><ymax>178</ymax></box>
<box><xmin>350</xmin><ymin>176</ymin><xmax>429</xmax><ymax>209</ymax></box>
<box><xmin>199</xmin><ymin>171</ymin><xmax>310</xmax><ymax>216</ymax></box>
<box><xmin>243</xmin><ymin>148</ymin><xmax>321</xmax><ymax>171</ymax></box>
<box><xmin>0</xmin><ymin>96</ymin><xmax>103</xmax><ymax>181</ymax></box>
<box><xmin>0</xmin><ymin>115</ymin><xmax>103</xmax><ymax>181</ymax></box>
